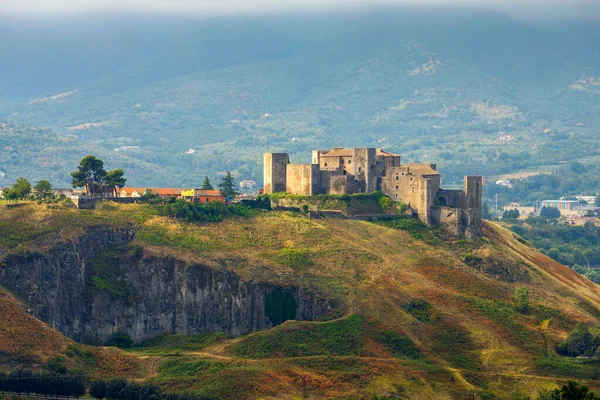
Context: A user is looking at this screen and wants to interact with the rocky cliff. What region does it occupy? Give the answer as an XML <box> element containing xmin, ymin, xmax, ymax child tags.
<box><xmin>0</xmin><ymin>226</ymin><xmax>330</xmax><ymax>345</ymax></box>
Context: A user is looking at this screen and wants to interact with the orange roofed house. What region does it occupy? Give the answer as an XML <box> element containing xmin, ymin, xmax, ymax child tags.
<box><xmin>118</xmin><ymin>188</ymin><xmax>182</xmax><ymax>198</ymax></box>
<box><xmin>181</xmin><ymin>189</ymin><xmax>226</xmax><ymax>203</ymax></box>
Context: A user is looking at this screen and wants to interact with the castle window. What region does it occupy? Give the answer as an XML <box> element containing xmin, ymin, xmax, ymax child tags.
<box><xmin>324</xmin><ymin>162</ymin><xmax>328</xmax><ymax>167</ymax></box>
<box><xmin>395</xmin><ymin>176</ymin><xmax>398</xmax><ymax>181</ymax></box>
<box><xmin>358</xmin><ymin>167</ymin><xmax>362</xmax><ymax>172</ymax></box>
<box><xmin>412</xmin><ymin>186</ymin><xmax>415</xmax><ymax>192</ymax></box>
<box><xmin>348</xmin><ymin>160</ymin><xmax>351</xmax><ymax>164</ymax></box>
<box><xmin>343</xmin><ymin>170</ymin><xmax>347</xmax><ymax>175</ymax></box>
<box><xmin>402</xmin><ymin>172</ymin><xmax>405</xmax><ymax>176</ymax></box>
<box><xmin>395</xmin><ymin>194</ymin><xmax>398</xmax><ymax>198</ymax></box>
<box><xmin>396</xmin><ymin>186</ymin><xmax>399</xmax><ymax>189</ymax></box>
<box><xmin>281</xmin><ymin>161</ymin><xmax>285</xmax><ymax>165</ymax></box>
<box><xmin>410</xmin><ymin>177</ymin><xmax>413</xmax><ymax>181</ymax></box>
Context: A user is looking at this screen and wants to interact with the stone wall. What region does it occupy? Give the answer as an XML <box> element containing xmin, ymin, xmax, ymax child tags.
<box><xmin>286</xmin><ymin>164</ymin><xmax>319</xmax><ymax>196</ymax></box>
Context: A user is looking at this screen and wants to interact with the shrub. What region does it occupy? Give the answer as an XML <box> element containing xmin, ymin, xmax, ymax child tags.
<box><xmin>277</xmin><ymin>248</ymin><xmax>312</xmax><ymax>271</ymax></box>
<box><xmin>378</xmin><ymin>331</ymin><xmax>421</xmax><ymax>359</ymax></box>
<box><xmin>106</xmin><ymin>330</ymin><xmax>134</xmax><ymax>348</ymax></box>
<box><xmin>514</xmin><ymin>287</ymin><xmax>529</xmax><ymax>313</ymax></box>
<box><xmin>404</xmin><ymin>299</ymin><xmax>438</xmax><ymax>324</ymax></box>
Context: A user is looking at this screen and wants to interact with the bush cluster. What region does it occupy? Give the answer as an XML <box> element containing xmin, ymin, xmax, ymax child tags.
<box><xmin>153</xmin><ymin>200</ymin><xmax>255</xmax><ymax>223</ymax></box>
<box><xmin>557</xmin><ymin>326</ymin><xmax>600</xmax><ymax>358</ymax></box>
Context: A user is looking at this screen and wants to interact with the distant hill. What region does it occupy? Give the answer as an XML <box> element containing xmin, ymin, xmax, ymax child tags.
<box><xmin>0</xmin><ymin>202</ymin><xmax>599</xmax><ymax>398</ymax></box>
<box><xmin>0</xmin><ymin>7</ymin><xmax>599</xmax><ymax>187</ymax></box>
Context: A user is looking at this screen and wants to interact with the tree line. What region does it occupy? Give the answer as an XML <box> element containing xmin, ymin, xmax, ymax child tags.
<box><xmin>1</xmin><ymin>155</ymin><xmax>241</xmax><ymax>201</ymax></box>
<box><xmin>0</xmin><ymin>373</ymin><xmax>215</xmax><ymax>400</ymax></box>
<box><xmin>0</xmin><ymin>370</ymin><xmax>85</xmax><ymax>398</ymax></box>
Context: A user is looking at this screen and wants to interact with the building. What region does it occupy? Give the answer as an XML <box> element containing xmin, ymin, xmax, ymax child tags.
<box><xmin>239</xmin><ymin>180</ymin><xmax>257</xmax><ymax>189</ymax></box>
<box><xmin>542</xmin><ymin>200</ymin><xmax>579</xmax><ymax>211</ymax></box>
<box><xmin>567</xmin><ymin>216</ymin><xmax>600</xmax><ymax>227</ymax></box>
<box><xmin>264</xmin><ymin>147</ymin><xmax>482</xmax><ymax>238</ymax></box>
<box><xmin>150</xmin><ymin>188</ymin><xmax>182</xmax><ymax>198</ymax></box>
<box><xmin>181</xmin><ymin>189</ymin><xmax>226</xmax><ymax>203</ymax></box>
<box><xmin>119</xmin><ymin>188</ymin><xmax>147</xmax><ymax>198</ymax></box>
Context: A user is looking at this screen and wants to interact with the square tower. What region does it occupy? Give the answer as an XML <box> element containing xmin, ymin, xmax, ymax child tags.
<box><xmin>263</xmin><ymin>153</ymin><xmax>289</xmax><ymax>194</ymax></box>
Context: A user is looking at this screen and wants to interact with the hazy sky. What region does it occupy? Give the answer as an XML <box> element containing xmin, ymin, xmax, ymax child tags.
<box><xmin>1</xmin><ymin>0</ymin><xmax>599</xmax><ymax>21</ymax></box>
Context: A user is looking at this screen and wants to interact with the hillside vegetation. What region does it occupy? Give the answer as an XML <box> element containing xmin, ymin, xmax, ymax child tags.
<box><xmin>0</xmin><ymin>202</ymin><xmax>599</xmax><ymax>399</ymax></box>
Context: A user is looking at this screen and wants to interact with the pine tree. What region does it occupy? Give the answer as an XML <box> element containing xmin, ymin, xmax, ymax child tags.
<box><xmin>201</xmin><ymin>176</ymin><xmax>214</xmax><ymax>190</ymax></box>
<box><xmin>218</xmin><ymin>172</ymin><xmax>240</xmax><ymax>199</ymax></box>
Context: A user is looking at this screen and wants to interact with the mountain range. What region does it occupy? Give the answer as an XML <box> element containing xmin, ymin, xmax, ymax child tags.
<box><xmin>0</xmin><ymin>6</ymin><xmax>599</xmax><ymax>188</ymax></box>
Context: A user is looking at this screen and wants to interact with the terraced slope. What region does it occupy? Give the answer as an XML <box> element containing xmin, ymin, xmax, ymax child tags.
<box><xmin>0</xmin><ymin>202</ymin><xmax>598</xmax><ymax>399</ymax></box>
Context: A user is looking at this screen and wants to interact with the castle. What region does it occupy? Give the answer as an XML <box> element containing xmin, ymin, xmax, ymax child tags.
<box><xmin>264</xmin><ymin>148</ymin><xmax>483</xmax><ymax>238</ymax></box>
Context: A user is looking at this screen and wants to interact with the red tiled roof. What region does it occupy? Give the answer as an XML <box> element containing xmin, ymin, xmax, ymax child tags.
<box><xmin>153</xmin><ymin>188</ymin><xmax>175</xmax><ymax>196</ymax></box>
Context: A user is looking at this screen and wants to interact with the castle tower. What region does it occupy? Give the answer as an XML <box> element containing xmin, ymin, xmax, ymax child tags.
<box><xmin>352</xmin><ymin>148</ymin><xmax>377</xmax><ymax>193</ymax></box>
<box><xmin>263</xmin><ymin>153</ymin><xmax>289</xmax><ymax>194</ymax></box>
<box><xmin>464</xmin><ymin>176</ymin><xmax>483</xmax><ymax>233</ymax></box>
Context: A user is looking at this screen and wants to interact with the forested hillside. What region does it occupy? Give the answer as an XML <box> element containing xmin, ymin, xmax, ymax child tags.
<box><xmin>0</xmin><ymin>7</ymin><xmax>599</xmax><ymax>187</ymax></box>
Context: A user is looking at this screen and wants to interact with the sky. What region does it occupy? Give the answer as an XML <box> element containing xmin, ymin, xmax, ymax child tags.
<box><xmin>0</xmin><ymin>0</ymin><xmax>599</xmax><ymax>21</ymax></box>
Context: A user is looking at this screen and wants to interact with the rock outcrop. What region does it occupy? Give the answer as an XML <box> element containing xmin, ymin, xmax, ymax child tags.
<box><xmin>0</xmin><ymin>227</ymin><xmax>330</xmax><ymax>345</ymax></box>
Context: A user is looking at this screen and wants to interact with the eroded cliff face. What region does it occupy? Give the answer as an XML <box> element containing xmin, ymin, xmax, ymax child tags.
<box><xmin>0</xmin><ymin>227</ymin><xmax>331</xmax><ymax>345</ymax></box>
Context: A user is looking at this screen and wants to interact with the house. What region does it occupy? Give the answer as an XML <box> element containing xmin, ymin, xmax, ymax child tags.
<box><xmin>567</xmin><ymin>216</ymin><xmax>600</xmax><ymax>227</ymax></box>
<box><xmin>119</xmin><ymin>188</ymin><xmax>147</xmax><ymax>198</ymax></box>
<box><xmin>151</xmin><ymin>188</ymin><xmax>182</xmax><ymax>198</ymax></box>
<box><xmin>239</xmin><ymin>180</ymin><xmax>257</xmax><ymax>189</ymax></box>
<box><xmin>182</xmin><ymin>189</ymin><xmax>226</xmax><ymax>203</ymax></box>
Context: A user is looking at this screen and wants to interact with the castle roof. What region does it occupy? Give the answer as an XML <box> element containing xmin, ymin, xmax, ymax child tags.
<box><xmin>319</xmin><ymin>148</ymin><xmax>400</xmax><ymax>158</ymax></box>
<box><xmin>320</xmin><ymin>148</ymin><xmax>353</xmax><ymax>157</ymax></box>
<box><xmin>406</xmin><ymin>164</ymin><xmax>440</xmax><ymax>176</ymax></box>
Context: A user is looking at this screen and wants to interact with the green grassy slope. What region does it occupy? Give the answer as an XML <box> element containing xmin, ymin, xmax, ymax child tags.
<box><xmin>0</xmin><ymin>202</ymin><xmax>599</xmax><ymax>398</ymax></box>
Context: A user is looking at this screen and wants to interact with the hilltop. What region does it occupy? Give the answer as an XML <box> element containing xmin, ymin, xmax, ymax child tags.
<box><xmin>1</xmin><ymin>7</ymin><xmax>599</xmax><ymax>187</ymax></box>
<box><xmin>0</xmin><ymin>201</ymin><xmax>599</xmax><ymax>398</ymax></box>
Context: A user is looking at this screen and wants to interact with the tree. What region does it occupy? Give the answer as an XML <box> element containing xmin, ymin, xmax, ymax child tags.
<box><xmin>540</xmin><ymin>206</ymin><xmax>561</xmax><ymax>219</ymax></box>
<box><xmin>90</xmin><ymin>380</ymin><xmax>108</xmax><ymax>399</ymax></box>
<box><xmin>514</xmin><ymin>287</ymin><xmax>529</xmax><ymax>313</ymax></box>
<box><xmin>71</xmin><ymin>155</ymin><xmax>107</xmax><ymax>196</ymax></box>
<box><xmin>11</xmin><ymin>177</ymin><xmax>32</xmax><ymax>200</ymax></box>
<box><xmin>503</xmin><ymin>209</ymin><xmax>520</xmax><ymax>219</ymax></box>
<box><xmin>218</xmin><ymin>172</ymin><xmax>239</xmax><ymax>199</ymax></box>
<box><xmin>104</xmin><ymin>378</ymin><xmax>128</xmax><ymax>400</ymax></box>
<box><xmin>547</xmin><ymin>248</ymin><xmax>561</xmax><ymax>262</ymax></box>
<box><xmin>105</xmin><ymin>168</ymin><xmax>127</xmax><ymax>196</ymax></box>
<box><xmin>560</xmin><ymin>380</ymin><xmax>599</xmax><ymax>399</ymax></box>
<box><xmin>106</xmin><ymin>330</ymin><xmax>134</xmax><ymax>348</ymax></box>
<box><xmin>201</xmin><ymin>176</ymin><xmax>214</xmax><ymax>190</ymax></box>
<box><xmin>34</xmin><ymin>180</ymin><xmax>52</xmax><ymax>200</ymax></box>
